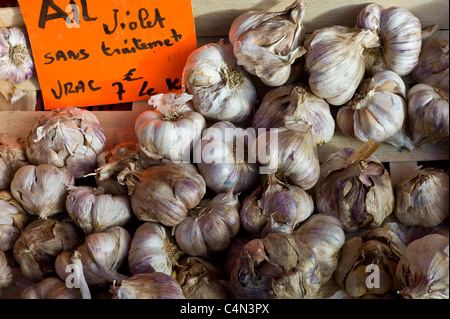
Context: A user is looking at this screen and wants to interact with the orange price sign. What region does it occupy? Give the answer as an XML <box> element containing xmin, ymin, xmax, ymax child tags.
<box><xmin>18</xmin><ymin>0</ymin><xmax>197</xmax><ymax>109</ymax></box>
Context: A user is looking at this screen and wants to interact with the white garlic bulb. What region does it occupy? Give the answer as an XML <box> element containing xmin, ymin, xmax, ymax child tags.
<box><xmin>356</xmin><ymin>4</ymin><xmax>422</xmax><ymax>76</ymax></box>
<box><xmin>304</xmin><ymin>26</ymin><xmax>379</xmax><ymax>106</ymax></box>
<box><xmin>10</xmin><ymin>164</ymin><xmax>74</xmax><ymax>220</ymax></box>
<box><xmin>252</xmin><ymin>84</ymin><xmax>335</xmax><ymax>145</ymax></box>
<box><xmin>65</xmin><ymin>185</ymin><xmax>133</xmax><ymax>235</ymax></box>
<box><xmin>196</xmin><ymin>121</ymin><xmax>260</xmax><ymax>194</ymax></box>
<box><xmin>182</xmin><ymin>41</ymin><xmax>257</xmax><ymax>123</ymax></box>
<box><xmin>394</xmin><ymin>167</ymin><xmax>449</xmax><ymax>228</ymax></box>
<box><xmin>174</xmin><ymin>190</ymin><xmax>241</xmax><ymax>257</ymax></box>
<box><xmin>135</xmin><ymin>93</ymin><xmax>206</xmax><ymax>162</ymax></box>
<box><xmin>337</xmin><ymin>70</ymin><xmax>414</xmax><ymax>150</ymax></box>
<box><xmin>0</xmin><ymin>27</ymin><xmax>34</xmax><ymax>84</ymax></box>
<box><xmin>229</xmin><ymin>0</ymin><xmax>307</xmax><ymax>86</ymax></box>
<box><xmin>0</xmin><ymin>190</ymin><xmax>28</xmax><ymax>251</ymax></box>
<box><xmin>407</xmin><ymin>83</ymin><xmax>449</xmax><ymax>147</ymax></box>
<box><xmin>0</xmin><ymin>250</ymin><xmax>13</xmax><ymax>290</ymax></box>
<box><xmin>0</xmin><ymin>133</ymin><xmax>29</xmax><ymax>191</ymax></box>
<box><xmin>128</xmin><ymin>221</ymin><xmax>181</xmax><ymax>276</ymax></box>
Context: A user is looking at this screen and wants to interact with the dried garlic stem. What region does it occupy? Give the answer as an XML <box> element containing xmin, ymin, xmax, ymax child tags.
<box><xmin>346</xmin><ymin>140</ymin><xmax>380</xmax><ymax>165</ymax></box>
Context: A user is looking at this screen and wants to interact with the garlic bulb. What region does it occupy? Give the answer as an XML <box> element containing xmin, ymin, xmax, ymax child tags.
<box><xmin>0</xmin><ymin>27</ymin><xmax>34</xmax><ymax>84</ymax></box>
<box><xmin>230</xmin><ymin>231</ymin><xmax>322</xmax><ymax>299</ymax></box>
<box><xmin>20</xmin><ymin>277</ymin><xmax>82</xmax><ymax>299</ymax></box>
<box><xmin>65</xmin><ymin>185</ymin><xmax>133</xmax><ymax>235</ymax></box>
<box><xmin>407</xmin><ymin>83</ymin><xmax>449</xmax><ymax>147</ymax></box>
<box><xmin>337</xmin><ymin>70</ymin><xmax>414</xmax><ymax>150</ymax></box>
<box><xmin>0</xmin><ymin>133</ymin><xmax>29</xmax><ymax>191</ymax></box>
<box><xmin>293</xmin><ymin>214</ymin><xmax>345</xmax><ymax>283</ymax></box>
<box><xmin>411</xmin><ymin>38</ymin><xmax>449</xmax><ymax>94</ymax></box>
<box><xmin>334</xmin><ymin>226</ymin><xmax>406</xmax><ymax>298</ymax></box>
<box><xmin>396</xmin><ymin>234</ymin><xmax>449</xmax><ymax>299</ymax></box>
<box><xmin>253</xmin><ymin>117</ymin><xmax>320</xmax><ymax>190</ymax></box>
<box><xmin>356</xmin><ymin>4</ymin><xmax>422</xmax><ymax>76</ymax></box>
<box><xmin>135</xmin><ymin>93</ymin><xmax>206</xmax><ymax>162</ymax></box>
<box><xmin>252</xmin><ymin>84</ymin><xmax>335</xmax><ymax>145</ymax></box>
<box><xmin>174</xmin><ymin>190</ymin><xmax>240</xmax><ymax>257</ymax></box>
<box><xmin>240</xmin><ymin>174</ymin><xmax>314</xmax><ymax>237</ymax></box>
<box><xmin>316</xmin><ymin>141</ymin><xmax>394</xmax><ymax>232</ymax></box>
<box><xmin>176</xmin><ymin>257</ymin><xmax>231</xmax><ymax>299</ymax></box>
<box><xmin>394</xmin><ymin>167</ymin><xmax>449</xmax><ymax>228</ymax></box>
<box><xmin>110</xmin><ymin>272</ymin><xmax>185</xmax><ymax>299</ymax></box>
<box><xmin>55</xmin><ymin>226</ymin><xmax>131</xmax><ymax>288</ymax></box>
<box><xmin>128</xmin><ymin>221</ymin><xmax>181</xmax><ymax>276</ymax></box>
<box><xmin>0</xmin><ymin>190</ymin><xmax>28</xmax><ymax>251</ymax></box>
<box><xmin>10</xmin><ymin>164</ymin><xmax>74</xmax><ymax>219</ymax></box>
<box><xmin>304</xmin><ymin>26</ymin><xmax>379</xmax><ymax>106</ymax></box>
<box><xmin>13</xmin><ymin>219</ymin><xmax>80</xmax><ymax>282</ymax></box>
<box><xmin>223</xmin><ymin>234</ymin><xmax>256</xmax><ymax>280</ymax></box>
<box><xmin>229</xmin><ymin>0</ymin><xmax>307</xmax><ymax>86</ymax></box>
<box><xmin>118</xmin><ymin>162</ymin><xmax>206</xmax><ymax>227</ymax></box>
<box><xmin>25</xmin><ymin>107</ymin><xmax>106</xmax><ymax>179</ymax></box>
<box><xmin>0</xmin><ymin>250</ymin><xmax>12</xmax><ymax>289</ymax></box>
<box><xmin>196</xmin><ymin>121</ymin><xmax>259</xmax><ymax>194</ymax></box>
<box><xmin>182</xmin><ymin>40</ymin><xmax>257</xmax><ymax>123</ymax></box>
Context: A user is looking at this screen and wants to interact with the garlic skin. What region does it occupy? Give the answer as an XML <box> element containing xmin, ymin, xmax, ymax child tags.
<box><xmin>25</xmin><ymin>107</ymin><xmax>106</xmax><ymax>179</ymax></box>
<box><xmin>337</xmin><ymin>70</ymin><xmax>414</xmax><ymax>150</ymax></box>
<box><xmin>128</xmin><ymin>222</ymin><xmax>181</xmax><ymax>276</ymax></box>
<box><xmin>0</xmin><ymin>190</ymin><xmax>28</xmax><ymax>251</ymax></box>
<box><xmin>252</xmin><ymin>84</ymin><xmax>335</xmax><ymax>145</ymax></box>
<box><xmin>229</xmin><ymin>0</ymin><xmax>307</xmax><ymax>87</ymax></box>
<box><xmin>135</xmin><ymin>93</ymin><xmax>206</xmax><ymax>162</ymax></box>
<box><xmin>411</xmin><ymin>38</ymin><xmax>449</xmax><ymax>94</ymax></box>
<box><xmin>10</xmin><ymin>164</ymin><xmax>74</xmax><ymax>220</ymax></box>
<box><xmin>0</xmin><ymin>250</ymin><xmax>13</xmax><ymax>289</ymax></box>
<box><xmin>13</xmin><ymin>219</ymin><xmax>80</xmax><ymax>282</ymax></box>
<box><xmin>356</xmin><ymin>4</ymin><xmax>422</xmax><ymax>76</ymax></box>
<box><xmin>20</xmin><ymin>277</ymin><xmax>82</xmax><ymax>299</ymax></box>
<box><xmin>196</xmin><ymin>121</ymin><xmax>260</xmax><ymax>194</ymax></box>
<box><xmin>111</xmin><ymin>272</ymin><xmax>185</xmax><ymax>299</ymax></box>
<box><xmin>0</xmin><ymin>27</ymin><xmax>34</xmax><ymax>84</ymax></box>
<box><xmin>293</xmin><ymin>214</ymin><xmax>345</xmax><ymax>283</ymax></box>
<box><xmin>182</xmin><ymin>41</ymin><xmax>257</xmax><ymax>123</ymax></box>
<box><xmin>396</xmin><ymin>234</ymin><xmax>449</xmax><ymax>299</ymax></box>
<box><xmin>65</xmin><ymin>185</ymin><xmax>133</xmax><ymax>235</ymax></box>
<box><xmin>240</xmin><ymin>174</ymin><xmax>314</xmax><ymax>237</ymax></box>
<box><xmin>304</xmin><ymin>26</ymin><xmax>379</xmax><ymax>106</ymax></box>
<box><xmin>394</xmin><ymin>168</ymin><xmax>449</xmax><ymax>228</ymax></box>
<box><xmin>223</xmin><ymin>234</ymin><xmax>256</xmax><ymax>280</ymax></box>
<box><xmin>119</xmin><ymin>162</ymin><xmax>206</xmax><ymax>227</ymax></box>
<box><xmin>230</xmin><ymin>231</ymin><xmax>322</xmax><ymax>299</ymax></box>
<box><xmin>0</xmin><ymin>133</ymin><xmax>29</xmax><ymax>191</ymax></box>
<box><xmin>407</xmin><ymin>84</ymin><xmax>449</xmax><ymax>147</ymax></box>
<box><xmin>55</xmin><ymin>226</ymin><xmax>131</xmax><ymax>288</ymax></box>
<box><xmin>176</xmin><ymin>257</ymin><xmax>231</xmax><ymax>299</ymax></box>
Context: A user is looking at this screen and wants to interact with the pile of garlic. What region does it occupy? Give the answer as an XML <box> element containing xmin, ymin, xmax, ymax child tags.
<box><xmin>0</xmin><ymin>0</ymin><xmax>449</xmax><ymax>300</ymax></box>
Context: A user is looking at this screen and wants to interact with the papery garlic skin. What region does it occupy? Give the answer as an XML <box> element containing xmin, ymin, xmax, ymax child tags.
<box><xmin>175</xmin><ymin>190</ymin><xmax>240</xmax><ymax>257</ymax></box>
<box><xmin>0</xmin><ymin>27</ymin><xmax>34</xmax><ymax>84</ymax></box>
<box><xmin>135</xmin><ymin>93</ymin><xmax>206</xmax><ymax>162</ymax></box>
<box><xmin>0</xmin><ymin>250</ymin><xmax>12</xmax><ymax>289</ymax></box>
<box><xmin>396</xmin><ymin>234</ymin><xmax>449</xmax><ymax>299</ymax></box>
<box><xmin>229</xmin><ymin>0</ymin><xmax>307</xmax><ymax>87</ymax></box>
<box><xmin>128</xmin><ymin>222</ymin><xmax>180</xmax><ymax>276</ymax></box>
<box><xmin>411</xmin><ymin>38</ymin><xmax>449</xmax><ymax>94</ymax></box>
<box><xmin>252</xmin><ymin>84</ymin><xmax>335</xmax><ymax>145</ymax></box>
<box><xmin>13</xmin><ymin>219</ymin><xmax>79</xmax><ymax>282</ymax></box>
<box><xmin>65</xmin><ymin>185</ymin><xmax>133</xmax><ymax>235</ymax></box>
<box><xmin>0</xmin><ymin>133</ymin><xmax>29</xmax><ymax>191</ymax></box>
<box><xmin>0</xmin><ymin>190</ymin><xmax>28</xmax><ymax>251</ymax></box>
<box><xmin>304</xmin><ymin>26</ymin><xmax>379</xmax><ymax>106</ymax></box>
<box><xmin>293</xmin><ymin>214</ymin><xmax>345</xmax><ymax>283</ymax></box>
<box><xmin>10</xmin><ymin>164</ymin><xmax>74</xmax><ymax>219</ymax></box>
<box><xmin>25</xmin><ymin>107</ymin><xmax>106</xmax><ymax>179</ymax></box>
<box><xmin>407</xmin><ymin>84</ymin><xmax>449</xmax><ymax>147</ymax></box>
<box><xmin>337</xmin><ymin>70</ymin><xmax>414</xmax><ymax>150</ymax></box>
<box><xmin>196</xmin><ymin>121</ymin><xmax>260</xmax><ymax>194</ymax></box>
<box><xmin>240</xmin><ymin>174</ymin><xmax>313</xmax><ymax>237</ymax></box>
<box><xmin>20</xmin><ymin>277</ymin><xmax>82</xmax><ymax>299</ymax></box>
<box><xmin>111</xmin><ymin>272</ymin><xmax>185</xmax><ymax>299</ymax></box>
<box><xmin>182</xmin><ymin>41</ymin><xmax>256</xmax><ymax>123</ymax></box>
<box><xmin>395</xmin><ymin>168</ymin><xmax>449</xmax><ymax>228</ymax></box>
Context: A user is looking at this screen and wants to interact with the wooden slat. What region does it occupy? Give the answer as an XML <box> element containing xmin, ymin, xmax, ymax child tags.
<box><xmin>389</xmin><ymin>162</ymin><xmax>419</xmax><ymax>187</ymax></box>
